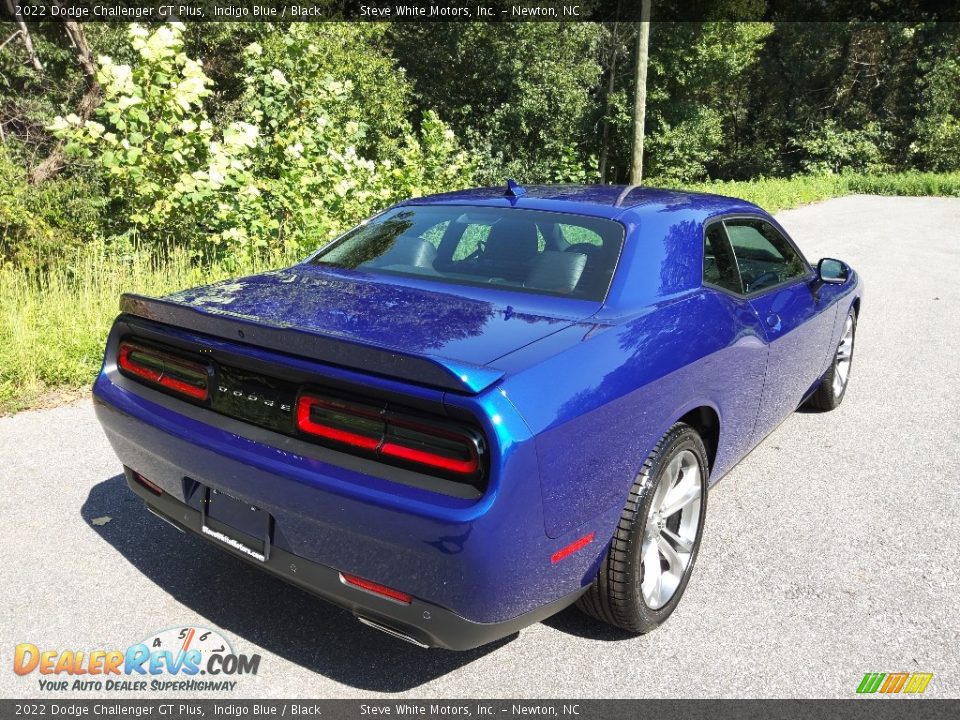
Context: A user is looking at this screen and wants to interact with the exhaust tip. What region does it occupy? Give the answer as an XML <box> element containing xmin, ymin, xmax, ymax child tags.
<box><xmin>356</xmin><ymin>616</ymin><xmax>430</xmax><ymax>648</ymax></box>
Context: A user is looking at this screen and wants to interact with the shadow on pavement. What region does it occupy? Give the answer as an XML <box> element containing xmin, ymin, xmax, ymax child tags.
<box><xmin>81</xmin><ymin>474</ymin><xmax>512</xmax><ymax>692</ymax></box>
<box><xmin>540</xmin><ymin>606</ymin><xmax>637</xmax><ymax>642</ymax></box>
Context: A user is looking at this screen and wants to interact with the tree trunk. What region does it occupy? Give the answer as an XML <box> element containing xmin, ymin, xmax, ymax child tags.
<box><xmin>629</xmin><ymin>0</ymin><xmax>651</xmax><ymax>185</ymax></box>
<box><xmin>2</xmin><ymin>0</ymin><xmax>43</xmax><ymax>71</ymax></box>
<box><xmin>598</xmin><ymin>0</ymin><xmax>623</xmax><ymax>183</ymax></box>
<box><xmin>29</xmin><ymin>20</ymin><xmax>101</xmax><ymax>184</ymax></box>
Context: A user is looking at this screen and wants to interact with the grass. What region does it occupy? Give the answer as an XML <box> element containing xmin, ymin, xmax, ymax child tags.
<box><xmin>2</xmin><ymin>170</ymin><xmax>960</xmax><ymax>415</ymax></box>
<box><xmin>682</xmin><ymin>171</ymin><xmax>960</xmax><ymax>212</ymax></box>
<box><xmin>0</xmin><ymin>248</ymin><xmax>284</xmax><ymax>414</ymax></box>
<box><xmin>685</xmin><ymin>175</ymin><xmax>847</xmax><ymax>211</ymax></box>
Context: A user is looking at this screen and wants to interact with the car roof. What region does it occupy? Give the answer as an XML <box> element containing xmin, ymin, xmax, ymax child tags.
<box><xmin>400</xmin><ymin>184</ymin><xmax>765</xmax><ymax>222</ymax></box>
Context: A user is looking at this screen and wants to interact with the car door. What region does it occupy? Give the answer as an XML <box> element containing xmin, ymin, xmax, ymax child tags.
<box><xmin>721</xmin><ymin>217</ymin><xmax>838</xmax><ymax>442</ymax></box>
<box><xmin>702</xmin><ymin>222</ymin><xmax>770</xmax><ymax>470</ymax></box>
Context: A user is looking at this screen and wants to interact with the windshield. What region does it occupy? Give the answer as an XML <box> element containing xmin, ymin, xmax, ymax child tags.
<box><xmin>311</xmin><ymin>205</ymin><xmax>625</xmax><ymax>302</ymax></box>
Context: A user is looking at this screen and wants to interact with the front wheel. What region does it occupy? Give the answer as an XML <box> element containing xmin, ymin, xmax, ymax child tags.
<box><xmin>577</xmin><ymin>423</ymin><xmax>708</xmax><ymax>633</ymax></box>
<box><xmin>806</xmin><ymin>308</ymin><xmax>857</xmax><ymax>411</ymax></box>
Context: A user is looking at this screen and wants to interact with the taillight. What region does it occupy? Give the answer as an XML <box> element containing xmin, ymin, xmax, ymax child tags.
<box><xmin>132</xmin><ymin>471</ymin><xmax>164</xmax><ymax>496</ymax></box>
<box><xmin>118</xmin><ymin>341</ymin><xmax>209</xmax><ymax>401</ymax></box>
<box><xmin>340</xmin><ymin>572</ymin><xmax>413</xmax><ymax>604</ymax></box>
<box><xmin>380</xmin><ymin>420</ymin><xmax>480</xmax><ymax>475</ymax></box>
<box><xmin>296</xmin><ymin>395</ymin><xmax>383</xmax><ymax>451</ymax></box>
<box><xmin>296</xmin><ymin>391</ymin><xmax>482</xmax><ymax>479</ymax></box>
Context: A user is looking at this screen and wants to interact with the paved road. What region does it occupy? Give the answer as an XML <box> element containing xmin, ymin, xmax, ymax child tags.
<box><xmin>2</xmin><ymin>196</ymin><xmax>959</xmax><ymax>699</ymax></box>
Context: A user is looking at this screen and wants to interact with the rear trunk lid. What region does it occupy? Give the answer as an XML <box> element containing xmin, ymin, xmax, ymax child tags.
<box><xmin>121</xmin><ymin>265</ymin><xmax>596</xmax><ymax>394</ymax></box>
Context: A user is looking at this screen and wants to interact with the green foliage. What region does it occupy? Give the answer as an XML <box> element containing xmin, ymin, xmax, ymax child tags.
<box><xmin>646</xmin><ymin>109</ymin><xmax>724</xmax><ymax>182</ymax></box>
<box><xmin>390</xmin><ymin>22</ymin><xmax>604</xmax><ymax>183</ymax></box>
<box><xmin>0</xmin><ymin>146</ymin><xmax>104</xmax><ymax>267</ymax></box>
<box><xmin>641</xmin><ymin>22</ymin><xmax>773</xmax><ymax>182</ymax></box>
<box><xmin>51</xmin><ymin>24</ymin><xmax>218</xmax><ymax>250</ymax></box>
<box><xmin>253</xmin><ymin>24</ymin><xmax>413</xmax><ymax>161</ymax></box>
<box><xmin>793</xmin><ymin>120</ymin><xmax>892</xmax><ymax>175</ymax></box>
<box><xmin>0</xmin><ymin>24</ymin><xmax>128</xmax><ymax>166</ymax></box>
<box><xmin>679</xmin><ymin>175</ymin><xmax>847</xmax><ymax>212</ymax></box>
<box><xmin>7</xmin><ymin>19</ymin><xmax>960</xmax><ymax>413</ymax></box>
<box><xmin>911</xmin><ymin>36</ymin><xmax>960</xmax><ymax>171</ymax></box>
<box><xmin>51</xmin><ymin>24</ymin><xmax>474</xmax><ymax>265</ymax></box>
<box><xmin>0</xmin><ymin>241</ymin><xmax>292</xmax><ymax>414</ymax></box>
<box><xmin>844</xmin><ymin>171</ymin><xmax>960</xmax><ymax>197</ymax></box>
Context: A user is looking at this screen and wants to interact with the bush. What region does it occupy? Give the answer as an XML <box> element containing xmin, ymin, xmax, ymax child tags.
<box><xmin>793</xmin><ymin>120</ymin><xmax>892</xmax><ymax>176</ymax></box>
<box><xmin>52</xmin><ymin>23</ymin><xmax>476</xmax><ymax>264</ymax></box>
<box><xmin>0</xmin><ymin>146</ymin><xmax>104</xmax><ymax>268</ymax></box>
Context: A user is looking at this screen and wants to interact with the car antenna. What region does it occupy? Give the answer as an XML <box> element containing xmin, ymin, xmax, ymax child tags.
<box><xmin>504</xmin><ymin>178</ymin><xmax>527</xmax><ymax>197</ymax></box>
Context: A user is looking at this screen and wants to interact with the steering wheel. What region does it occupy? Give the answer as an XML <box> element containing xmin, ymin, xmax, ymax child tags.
<box><xmin>746</xmin><ymin>271</ymin><xmax>780</xmax><ymax>293</ymax></box>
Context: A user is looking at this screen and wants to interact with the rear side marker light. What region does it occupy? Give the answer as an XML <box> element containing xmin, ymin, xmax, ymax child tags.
<box><xmin>551</xmin><ymin>532</ymin><xmax>595</xmax><ymax>564</ymax></box>
<box><xmin>296</xmin><ymin>392</ymin><xmax>481</xmax><ymax>478</ymax></box>
<box><xmin>118</xmin><ymin>341</ymin><xmax>209</xmax><ymax>401</ymax></box>
<box><xmin>132</xmin><ymin>471</ymin><xmax>163</xmax><ymax>496</ymax></box>
<box><xmin>340</xmin><ymin>573</ymin><xmax>413</xmax><ymax>604</ymax></box>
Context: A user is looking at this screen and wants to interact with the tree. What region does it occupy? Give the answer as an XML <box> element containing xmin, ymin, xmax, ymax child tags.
<box><xmin>389</xmin><ymin>21</ymin><xmax>604</xmax><ymax>183</ymax></box>
<box><xmin>30</xmin><ymin>22</ymin><xmax>100</xmax><ymax>183</ymax></box>
<box><xmin>630</xmin><ymin>0</ymin><xmax>651</xmax><ymax>184</ymax></box>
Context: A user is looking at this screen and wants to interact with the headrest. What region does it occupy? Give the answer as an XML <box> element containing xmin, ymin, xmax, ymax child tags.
<box><xmin>526</xmin><ymin>251</ymin><xmax>587</xmax><ymax>294</ymax></box>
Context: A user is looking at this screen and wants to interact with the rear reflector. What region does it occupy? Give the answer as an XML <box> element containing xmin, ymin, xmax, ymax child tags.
<box><xmin>118</xmin><ymin>341</ymin><xmax>209</xmax><ymax>401</ymax></box>
<box><xmin>551</xmin><ymin>532</ymin><xmax>595</xmax><ymax>564</ymax></box>
<box><xmin>132</xmin><ymin>471</ymin><xmax>164</xmax><ymax>496</ymax></box>
<box><xmin>340</xmin><ymin>573</ymin><xmax>413</xmax><ymax>604</ymax></box>
<box><xmin>296</xmin><ymin>392</ymin><xmax>481</xmax><ymax>479</ymax></box>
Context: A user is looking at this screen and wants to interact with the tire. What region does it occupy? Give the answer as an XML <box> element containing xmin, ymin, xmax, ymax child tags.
<box><xmin>577</xmin><ymin>423</ymin><xmax>709</xmax><ymax>633</ymax></box>
<box><xmin>806</xmin><ymin>308</ymin><xmax>857</xmax><ymax>412</ymax></box>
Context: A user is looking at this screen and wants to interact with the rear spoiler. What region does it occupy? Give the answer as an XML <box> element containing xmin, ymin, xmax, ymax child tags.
<box><xmin>119</xmin><ymin>293</ymin><xmax>504</xmax><ymax>395</ymax></box>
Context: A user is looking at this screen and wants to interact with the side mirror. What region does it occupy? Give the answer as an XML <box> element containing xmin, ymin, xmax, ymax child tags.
<box><xmin>816</xmin><ymin>258</ymin><xmax>849</xmax><ymax>285</ymax></box>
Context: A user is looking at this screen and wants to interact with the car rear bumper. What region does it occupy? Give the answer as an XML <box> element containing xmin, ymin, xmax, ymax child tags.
<box><xmin>93</xmin><ymin>357</ymin><xmax>606</xmax><ymax>648</ymax></box>
<box><xmin>127</xmin><ymin>468</ymin><xmax>583</xmax><ymax>650</ymax></box>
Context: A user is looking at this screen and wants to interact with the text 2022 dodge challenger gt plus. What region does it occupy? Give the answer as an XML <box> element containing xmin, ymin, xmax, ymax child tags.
<box><xmin>93</xmin><ymin>183</ymin><xmax>861</xmax><ymax>650</ymax></box>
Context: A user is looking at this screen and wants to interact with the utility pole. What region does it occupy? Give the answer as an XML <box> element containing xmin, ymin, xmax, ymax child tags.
<box><xmin>630</xmin><ymin>0</ymin><xmax>651</xmax><ymax>185</ymax></box>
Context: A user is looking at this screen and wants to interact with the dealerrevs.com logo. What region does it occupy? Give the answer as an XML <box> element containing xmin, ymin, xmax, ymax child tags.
<box><xmin>14</xmin><ymin>626</ymin><xmax>260</xmax><ymax>692</ymax></box>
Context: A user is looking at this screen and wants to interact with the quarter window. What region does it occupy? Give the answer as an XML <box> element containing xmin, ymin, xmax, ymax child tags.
<box><xmin>723</xmin><ymin>219</ymin><xmax>808</xmax><ymax>294</ymax></box>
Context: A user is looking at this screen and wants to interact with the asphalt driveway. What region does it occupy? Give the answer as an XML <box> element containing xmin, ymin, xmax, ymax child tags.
<box><xmin>2</xmin><ymin>195</ymin><xmax>958</xmax><ymax>698</ymax></box>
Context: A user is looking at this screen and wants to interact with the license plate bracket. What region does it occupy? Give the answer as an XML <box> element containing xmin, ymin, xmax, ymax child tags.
<box><xmin>200</xmin><ymin>486</ymin><xmax>272</xmax><ymax>562</ymax></box>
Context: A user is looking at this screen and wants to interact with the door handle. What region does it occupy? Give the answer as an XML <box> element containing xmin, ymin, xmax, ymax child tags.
<box><xmin>765</xmin><ymin>313</ymin><xmax>782</xmax><ymax>331</ymax></box>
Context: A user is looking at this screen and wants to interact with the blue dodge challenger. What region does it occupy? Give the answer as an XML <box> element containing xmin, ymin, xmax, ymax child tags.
<box><xmin>93</xmin><ymin>183</ymin><xmax>861</xmax><ymax>649</ymax></box>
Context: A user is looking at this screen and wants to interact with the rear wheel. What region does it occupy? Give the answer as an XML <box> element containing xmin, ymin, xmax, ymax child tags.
<box><xmin>577</xmin><ymin>423</ymin><xmax>708</xmax><ymax>633</ymax></box>
<box><xmin>806</xmin><ymin>308</ymin><xmax>857</xmax><ymax>411</ymax></box>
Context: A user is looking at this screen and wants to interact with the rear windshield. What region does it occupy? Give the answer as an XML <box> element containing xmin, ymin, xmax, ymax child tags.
<box><xmin>311</xmin><ymin>206</ymin><xmax>625</xmax><ymax>301</ymax></box>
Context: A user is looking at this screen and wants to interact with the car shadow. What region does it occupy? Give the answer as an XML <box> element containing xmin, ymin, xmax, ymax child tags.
<box><xmin>81</xmin><ymin>474</ymin><xmax>512</xmax><ymax>692</ymax></box>
<box><xmin>540</xmin><ymin>606</ymin><xmax>638</xmax><ymax>642</ymax></box>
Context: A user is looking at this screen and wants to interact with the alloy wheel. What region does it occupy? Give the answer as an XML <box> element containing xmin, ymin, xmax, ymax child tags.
<box><xmin>640</xmin><ymin>449</ymin><xmax>703</xmax><ymax>610</ymax></box>
<box><xmin>833</xmin><ymin>314</ymin><xmax>855</xmax><ymax>396</ymax></box>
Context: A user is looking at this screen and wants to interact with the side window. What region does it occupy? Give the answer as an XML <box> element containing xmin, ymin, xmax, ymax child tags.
<box><xmin>724</xmin><ymin>219</ymin><xmax>808</xmax><ymax>294</ymax></box>
<box><xmin>703</xmin><ymin>222</ymin><xmax>742</xmax><ymax>294</ymax></box>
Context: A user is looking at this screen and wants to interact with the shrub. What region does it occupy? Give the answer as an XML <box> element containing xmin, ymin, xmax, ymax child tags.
<box><xmin>51</xmin><ymin>23</ymin><xmax>476</xmax><ymax>265</ymax></box>
<box><xmin>793</xmin><ymin>120</ymin><xmax>892</xmax><ymax>175</ymax></box>
<box><xmin>0</xmin><ymin>146</ymin><xmax>104</xmax><ymax>268</ymax></box>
